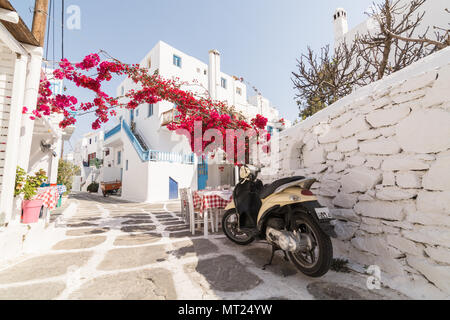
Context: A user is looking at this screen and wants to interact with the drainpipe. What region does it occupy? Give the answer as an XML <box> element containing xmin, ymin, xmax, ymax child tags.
<box><xmin>18</xmin><ymin>45</ymin><xmax>43</xmax><ymax>172</ymax></box>
<box><xmin>0</xmin><ymin>54</ymin><xmax>28</xmax><ymax>223</ymax></box>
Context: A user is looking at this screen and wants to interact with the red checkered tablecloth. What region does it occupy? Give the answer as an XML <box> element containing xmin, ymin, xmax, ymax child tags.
<box><xmin>193</xmin><ymin>191</ymin><xmax>233</xmax><ymax>213</ymax></box>
<box><xmin>34</xmin><ymin>187</ymin><xmax>59</xmax><ymax>210</ymax></box>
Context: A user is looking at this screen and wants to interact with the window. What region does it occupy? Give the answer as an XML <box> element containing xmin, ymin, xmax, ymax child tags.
<box><xmin>147</xmin><ymin>57</ymin><xmax>151</xmax><ymax>68</ymax></box>
<box><xmin>236</xmin><ymin>87</ymin><xmax>242</xmax><ymax>95</ymax></box>
<box><xmin>136</xmin><ymin>108</ymin><xmax>139</xmax><ymax>117</ymax></box>
<box><xmin>117</xmin><ymin>151</ymin><xmax>121</xmax><ymax>165</ymax></box>
<box><xmin>148</xmin><ymin>104</ymin><xmax>154</xmax><ymax>117</ymax></box>
<box><xmin>204</xmin><ymin>69</ymin><xmax>207</xmax><ymax>75</ymax></box>
<box><xmin>126</xmin><ymin>160</ymin><xmax>129</xmax><ymax>171</ymax></box>
<box><xmin>221</xmin><ymin>77</ymin><xmax>227</xmax><ymax>89</ymax></box>
<box><xmin>121</xmin><ymin>86</ymin><xmax>124</xmax><ymax>95</ymax></box>
<box><xmin>173</xmin><ymin>54</ymin><xmax>182</xmax><ymax>68</ymax></box>
<box><xmin>105</xmin><ymin>149</ymin><xmax>110</xmax><ymax>156</ymax></box>
<box><xmin>89</xmin><ymin>138</ymin><xmax>92</xmax><ymax>145</ymax></box>
<box><xmin>267</xmin><ymin>126</ymin><xmax>273</xmax><ymax>136</ymax></box>
<box><xmin>196</xmin><ymin>67</ymin><xmax>200</xmax><ymax>73</ymax></box>
<box><xmin>95</xmin><ymin>137</ymin><xmax>97</xmax><ymax>143</ymax></box>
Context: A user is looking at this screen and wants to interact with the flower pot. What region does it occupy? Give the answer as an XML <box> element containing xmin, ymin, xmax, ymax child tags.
<box><xmin>21</xmin><ymin>200</ymin><xmax>43</xmax><ymax>224</ymax></box>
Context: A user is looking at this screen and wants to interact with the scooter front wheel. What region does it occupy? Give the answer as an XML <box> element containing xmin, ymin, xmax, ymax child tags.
<box><xmin>222</xmin><ymin>209</ymin><xmax>255</xmax><ymax>245</ymax></box>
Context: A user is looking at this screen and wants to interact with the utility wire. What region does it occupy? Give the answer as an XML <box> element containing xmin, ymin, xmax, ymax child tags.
<box><xmin>52</xmin><ymin>0</ymin><xmax>55</xmax><ymax>65</ymax></box>
<box><xmin>45</xmin><ymin>0</ymin><xmax>52</xmax><ymax>62</ymax></box>
<box><xmin>62</xmin><ymin>0</ymin><xmax>65</xmax><ymax>59</ymax></box>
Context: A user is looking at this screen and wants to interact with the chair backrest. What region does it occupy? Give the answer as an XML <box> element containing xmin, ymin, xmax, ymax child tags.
<box><xmin>179</xmin><ymin>188</ymin><xmax>188</xmax><ymax>218</ymax></box>
<box><xmin>186</xmin><ymin>188</ymin><xmax>195</xmax><ymax>217</ymax></box>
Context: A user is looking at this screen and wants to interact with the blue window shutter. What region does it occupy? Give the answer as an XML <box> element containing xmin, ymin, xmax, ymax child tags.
<box><xmin>148</xmin><ymin>104</ymin><xmax>153</xmax><ymax>117</ymax></box>
<box><xmin>173</xmin><ymin>54</ymin><xmax>182</xmax><ymax>68</ymax></box>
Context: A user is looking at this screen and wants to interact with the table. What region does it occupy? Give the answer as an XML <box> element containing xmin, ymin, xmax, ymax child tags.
<box><xmin>35</xmin><ymin>187</ymin><xmax>59</xmax><ymax>210</ymax></box>
<box><xmin>193</xmin><ymin>190</ymin><xmax>233</xmax><ymax>237</ymax></box>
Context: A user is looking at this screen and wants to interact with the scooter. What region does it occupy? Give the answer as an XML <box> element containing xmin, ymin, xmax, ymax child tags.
<box><xmin>222</xmin><ymin>165</ymin><xmax>337</xmax><ymax>277</ymax></box>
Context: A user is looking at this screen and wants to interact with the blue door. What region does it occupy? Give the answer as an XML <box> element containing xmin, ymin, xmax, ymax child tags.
<box><xmin>169</xmin><ymin>177</ymin><xmax>178</xmax><ymax>199</ymax></box>
<box><xmin>197</xmin><ymin>162</ymin><xmax>208</xmax><ymax>190</ymax></box>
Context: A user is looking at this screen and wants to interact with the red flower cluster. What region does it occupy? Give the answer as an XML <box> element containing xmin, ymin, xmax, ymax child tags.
<box><xmin>29</xmin><ymin>52</ymin><xmax>270</xmax><ymax>162</ymax></box>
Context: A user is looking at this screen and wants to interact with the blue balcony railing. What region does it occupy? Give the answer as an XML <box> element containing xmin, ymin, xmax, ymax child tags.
<box><xmin>105</xmin><ymin>122</ymin><xmax>122</xmax><ymax>140</ymax></box>
<box><xmin>111</xmin><ymin>119</ymin><xmax>194</xmax><ymax>165</ymax></box>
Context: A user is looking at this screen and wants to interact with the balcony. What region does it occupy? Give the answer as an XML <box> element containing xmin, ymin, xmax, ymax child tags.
<box><xmin>89</xmin><ymin>158</ymin><xmax>103</xmax><ymax>169</ymax></box>
<box><xmin>161</xmin><ymin>108</ymin><xmax>179</xmax><ymax>126</ymax></box>
<box><xmin>105</xmin><ymin>122</ymin><xmax>122</xmax><ymax>140</ymax></box>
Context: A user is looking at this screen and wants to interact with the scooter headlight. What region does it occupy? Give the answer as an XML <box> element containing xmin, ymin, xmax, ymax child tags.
<box><xmin>289</xmin><ymin>195</ymin><xmax>300</xmax><ymax>201</ymax></box>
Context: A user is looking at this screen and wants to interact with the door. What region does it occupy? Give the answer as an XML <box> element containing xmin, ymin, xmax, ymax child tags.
<box><xmin>169</xmin><ymin>177</ymin><xmax>178</xmax><ymax>199</ymax></box>
<box><xmin>197</xmin><ymin>162</ymin><xmax>208</xmax><ymax>190</ymax></box>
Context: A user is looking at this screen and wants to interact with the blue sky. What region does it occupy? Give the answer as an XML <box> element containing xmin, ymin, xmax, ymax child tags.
<box><xmin>12</xmin><ymin>0</ymin><xmax>374</xmax><ymax>153</ymax></box>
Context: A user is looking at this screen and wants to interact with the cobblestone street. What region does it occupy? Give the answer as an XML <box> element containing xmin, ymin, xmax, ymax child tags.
<box><xmin>0</xmin><ymin>193</ymin><xmax>409</xmax><ymax>300</ymax></box>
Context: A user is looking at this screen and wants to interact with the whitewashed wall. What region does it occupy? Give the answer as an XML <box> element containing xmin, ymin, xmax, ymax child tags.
<box><xmin>260</xmin><ymin>48</ymin><xmax>450</xmax><ymax>298</ymax></box>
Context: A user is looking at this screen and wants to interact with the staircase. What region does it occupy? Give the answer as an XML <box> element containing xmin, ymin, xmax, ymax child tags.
<box><xmin>130</xmin><ymin>123</ymin><xmax>149</xmax><ymax>151</ymax></box>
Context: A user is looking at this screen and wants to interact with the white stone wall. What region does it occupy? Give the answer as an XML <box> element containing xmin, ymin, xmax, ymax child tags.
<box><xmin>260</xmin><ymin>48</ymin><xmax>450</xmax><ymax>298</ymax></box>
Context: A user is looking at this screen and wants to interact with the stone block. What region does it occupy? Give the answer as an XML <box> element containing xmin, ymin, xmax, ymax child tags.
<box><xmin>330</xmin><ymin>208</ymin><xmax>361</xmax><ymax>223</ymax></box>
<box><xmin>402</xmin><ymin>226</ymin><xmax>450</xmax><ymax>248</ymax></box>
<box><xmin>375</xmin><ymin>187</ymin><xmax>418</xmax><ymax>201</ymax></box>
<box><xmin>337</xmin><ymin>137</ymin><xmax>358</xmax><ymax>152</ymax></box>
<box><xmin>407</xmin><ymin>256</ymin><xmax>450</xmax><ymax>294</ymax></box>
<box><xmin>360</xmin><ymin>137</ymin><xmax>401</xmax><ymax>155</ymax></box>
<box><xmin>396</xmin><ymin>172</ymin><xmax>421</xmax><ymax>188</ymax></box>
<box><xmin>381</xmin><ymin>157</ymin><xmax>429</xmax><ymax>171</ymax></box>
<box><xmin>386</xmin><ymin>235</ymin><xmax>424</xmax><ymax>256</ymax></box>
<box><xmin>396</xmin><ymin>109</ymin><xmax>450</xmax><ymax>154</ymax></box>
<box><xmin>422</xmin><ymin>156</ymin><xmax>450</xmax><ymax>191</ymax></box>
<box><xmin>417</xmin><ymin>191</ymin><xmax>450</xmax><ymax>214</ymax></box>
<box><xmin>354</xmin><ymin>201</ymin><xmax>405</xmax><ymax>221</ymax></box>
<box><xmin>424</xmin><ymin>246</ymin><xmax>450</xmax><ymax>265</ymax></box>
<box><xmin>406</xmin><ymin>211</ymin><xmax>450</xmax><ymax>227</ymax></box>
<box><xmin>332</xmin><ymin>193</ymin><xmax>357</xmax><ymax>209</ymax></box>
<box><xmin>341</xmin><ymin>168</ymin><xmax>382</xmax><ymax>193</ymax></box>
<box><xmin>340</xmin><ymin>116</ymin><xmax>370</xmax><ymax>138</ymax></box>
<box><xmin>366</xmin><ymin>105</ymin><xmax>411</xmax><ymax>128</ymax></box>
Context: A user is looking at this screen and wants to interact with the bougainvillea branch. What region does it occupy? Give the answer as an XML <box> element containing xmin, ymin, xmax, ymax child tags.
<box><xmin>25</xmin><ymin>52</ymin><xmax>271</xmax><ymax>161</ymax></box>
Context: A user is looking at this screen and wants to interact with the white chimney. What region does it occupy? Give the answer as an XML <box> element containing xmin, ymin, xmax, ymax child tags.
<box><xmin>208</xmin><ymin>49</ymin><xmax>220</xmax><ymax>100</ymax></box>
<box><xmin>333</xmin><ymin>8</ymin><xmax>348</xmax><ymax>42</ymax></box>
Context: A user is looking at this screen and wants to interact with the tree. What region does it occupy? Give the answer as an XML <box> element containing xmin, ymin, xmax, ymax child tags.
<box><xmin>57</xmin><ymin>159</ymin><xmax>80</xmax><ymax>193</ymax></box>
<box><xmin>357</xmin><ymin>0</ymin><xmax>449</xmax><ymax>80</ymax></box>
<box><xmin>292</xmin><ymin>43</ymin><xmax>370</xmax><ymax>119</ymax></box>
<box><xmin>293</xmin><ymin>0</ymin><xmax>449</xmax><ymax>119</ymax></box>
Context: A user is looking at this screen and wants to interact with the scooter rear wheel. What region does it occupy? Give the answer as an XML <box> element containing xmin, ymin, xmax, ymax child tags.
<box><xmin>287</xmin><ymin>211</ymin><xmax>333</xmax><ymax>277</ymax></box>
<box><xmin>222</xmin><ymin>209</ymin><xmax>255</xmax><ymax>245</ymax></box>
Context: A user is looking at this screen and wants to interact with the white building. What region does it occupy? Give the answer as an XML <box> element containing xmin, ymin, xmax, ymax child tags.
<box><xmin>69</xmin><ymin>130</ymin><xmax>105</xmax><ymax>192</ymax></box>
<box><xmin>101</xmin><ymin>41</ymin><xmax>288</xmax><ymax>202</ymax></box>
<box><xmin>0</xmin><ymin>1</ymin><xmax>73</xmax><ymax>261</ymax></box>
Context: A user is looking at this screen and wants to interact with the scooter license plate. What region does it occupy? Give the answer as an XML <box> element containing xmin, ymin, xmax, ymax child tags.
<box><xmin>315</xmin><ymin>207</ymin><xmax>332</xmax><ymax>220</ymax></box>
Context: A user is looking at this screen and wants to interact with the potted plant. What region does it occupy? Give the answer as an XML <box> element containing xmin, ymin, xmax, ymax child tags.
<box><xmin>15</xmin><ymin>167</ymin><xmax>48</xmax><ymax>224</ymax></box>
<box><xmin>87</xmin><ymin>182</ymin><xmax>99</xmax><ymax>193</ymax></box>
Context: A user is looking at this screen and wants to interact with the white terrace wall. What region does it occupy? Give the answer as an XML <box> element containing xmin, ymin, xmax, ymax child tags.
<box><xmin>260</xmin><ymin>47</ymin><xmax>450</xmax><ymax>299</ymax></box>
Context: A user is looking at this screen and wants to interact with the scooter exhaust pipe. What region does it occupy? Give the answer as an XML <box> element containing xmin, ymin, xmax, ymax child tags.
<box><xmin>266</xmin><ymin>227</ymin><xmax>310</xmax><ymax>252</ymax></box>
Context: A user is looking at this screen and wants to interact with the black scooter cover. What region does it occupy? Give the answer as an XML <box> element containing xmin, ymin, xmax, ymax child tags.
<box><xmin>233</xmin><ymin>179</ymin><xmax>263</xmax><ymax>228</ymax></box>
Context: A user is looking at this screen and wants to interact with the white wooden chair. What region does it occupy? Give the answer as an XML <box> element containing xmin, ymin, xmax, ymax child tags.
<box><xmin>186</xmin><ymin>188</ymin><xmax>214</xmax><ymax>236</ymax></box>
<box><xmin>179</xmin><ymin>188</ymin><xmax>189</xmax><ymax>225</ymax></box>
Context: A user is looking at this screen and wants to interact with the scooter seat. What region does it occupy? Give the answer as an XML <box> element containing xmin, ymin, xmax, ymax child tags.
<box><xmin>260</xmin><ymin>176</ymin><xmax>305</xmax><ymax>199</ymax></box>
